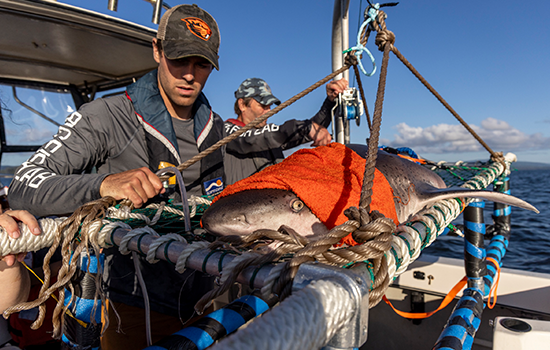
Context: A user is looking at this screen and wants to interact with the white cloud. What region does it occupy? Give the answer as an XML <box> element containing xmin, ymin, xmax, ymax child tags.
<box><xmin>383</xmin><ymin>118</ymin><xmax>550</xmax><ymax>154</ymax></box>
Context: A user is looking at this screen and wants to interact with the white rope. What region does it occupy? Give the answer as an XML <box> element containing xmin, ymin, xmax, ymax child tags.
<box><xmin>209</xmin><ymin>279</ymin><xmax>354</xmax><ymax>350</ymax></box>
<box><xmin>149</xmin><ymin>202</ymin><xmax>166</xmax><ymax>226</ymax></box>
<box><xmin>107</xmin><ymin>206</ymin><xmax>151</xmax><ymax>224</ymax></box>
<box><xmin>218</xmin><ymin>251</ymin><xmax>261</xmax><ymax>285</ymax></box>
<box><xmin>97</xmin><ymin>221</ymin><xmax>132</xmax><ymax>247</ymax></box>
<box><xmin>0</xmin><ymin>217</ymin><xmax>66</xmax><ymax>256</ymax></box>
<box><xmin>145</xmin><ymin>233</ymin><xmax>187</xmax><ymax>264</ymax></box>
<box><xmin>175</xmin><ymin>241</ymin><xmax>210</xmax><ymax>273</ymax></box>
<box><xmin>261</xmin><ymin>262</ymin><xmax>286</xmax><ymax>299</ymax></box>
<box><xmin>146</xmin><ymin>203</ymin><xmax>186</xmax><ymax>218</ymax></box>
<box><xmin>189</xmin><ymin>196</ymin><xmax>212</xmax><ymax>218</ymax></box>
<box><xmin>118</xmin><ymin>226</ymin><xmax>159</xmax><ymax>255</ymax></box>
<box><xmin>146</xmin><ymin>195</ymin><xmax>213</xmax><ymax>220</ymax></box>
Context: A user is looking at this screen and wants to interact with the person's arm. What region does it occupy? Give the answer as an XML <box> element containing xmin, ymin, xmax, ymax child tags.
<box><xmin>310</xmin><ymin>79</ymin><xmax>348</xmax><ymax>128</ymax></box>
<box><xmin>0</xmin><ymin>210</ymin><xmax>40</xmax><ymax>313</ymax></box>
<box><xmin>0</xmin><ymin>260</ymin><xmax>30</xmax><ymax>314</ymax></box>
<box><xmin>8</xmin><ymin>99</ymin><xmax>164</xmax><ymax>217</ymax></box>
<box><xmin>8</xmin><ymin>102</ymin><xmax>113</xmax><ymax>217</ymax></box>
<box><xmin>225</xmin><ymin>119</ymin><xmax>313</xmax><ymax>154</ymax></box>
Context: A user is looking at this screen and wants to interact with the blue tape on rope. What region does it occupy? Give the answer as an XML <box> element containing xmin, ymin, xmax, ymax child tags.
<box><xmin>459</xmin><ymin>295</ymin><xmax>479</xmax><ymax>306</ymax></box>
<box><xmin>239</xmin><ymin>295</ymin><xmax>270</xmax><ymax>315</ymax></box>
<box><xmin>453</xmin><ymin>308</ymin><xmax>474</xmax><ymax>322</ymax></box>
<box><xmin>465</xmin><ymin>221</ymin><xmax>486</xmax><ymax>234</ymax></box>
<box><xmin>465</xmin><ymin>241</ymin><xmax>486</xmax><ymax>259</ymax></box>
<box><xmin>80</xmin><ymin>254</ymin><xmax>105</xmax><ymax>274</ymax></box>
<box><xmin>463</xmin><ymin>334</ymin><xmax>474</xmax><ymax>350</ymax></box>
<box><xmin>206</xmin><ymin>308</ymin><xmax>245</xmax><ymax>334</ymax></box>
<box><xmin>61</xmin><ymin>334</ymin><xmax>76</xmax><ymax>348</ymax></box>
<box><xmin>487</xmin><ymin>240</ymin><xmax>507</xmax><ymax>253</ymax></box>
<box><xmin>174</xmin><ymin>327</ymin><xmax>214</xmax><ymax>349</ymax></box>
<box><xmin>468</xmin><ymin>201</ymin><xmax>485</xmax><ymax>208</ymax></box>
<box><xmin>440</xmin><ymin>324</ymin><xmax>467</xmax><ymax>343</ymax></box>
<box><xmin>494</xmin><ymin>206</ymin><xmax>511</xmax><ymax>217</ymax></box>
<box><xmin>487</xmin><ymin>237</ymin><xmax>508</xmax><ymax>260</ymax></box>
<box><xmin>63</xmin><ymin>291</ymin><xmax>102</xmax><ymax>324</ymax></box>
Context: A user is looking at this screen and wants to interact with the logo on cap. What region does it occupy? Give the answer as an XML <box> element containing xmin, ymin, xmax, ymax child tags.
<box><xmin>181</xmin><ymin>17</ymin><xmax>212</xmax><ymax>41</ymax></box>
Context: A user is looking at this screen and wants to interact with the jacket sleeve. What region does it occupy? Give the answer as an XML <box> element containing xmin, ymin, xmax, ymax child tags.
<box><xmin>309</xmin><ymin>97</ymin><xmax>336</xmax><ymax>128</ymax></box>
<box><xmin>8</xmin><ymin>100</ymin><xmax>117</xmax><ymax>217</ymax></box>
<box><xmin>225</xmin><ymin>119</ymin><xmax>313</xmax><ymax>155</ymax></box>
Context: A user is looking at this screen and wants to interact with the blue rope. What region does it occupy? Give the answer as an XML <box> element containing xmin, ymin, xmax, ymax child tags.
<box><xmin>343</xmin><ymin>3</ymin><xmax>380</xmax><ymax>76</ymax></box>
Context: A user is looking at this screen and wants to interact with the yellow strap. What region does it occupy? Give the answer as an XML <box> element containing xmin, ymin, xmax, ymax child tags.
<box><xmin>21</xmin><ymin>261</ymin><xmax>88</xmax><ymax>328</ymax></box>
<box><xmin>383</xmin><ymin>276</ymin><xmax>467</xmax><ymax>319</ymax></box>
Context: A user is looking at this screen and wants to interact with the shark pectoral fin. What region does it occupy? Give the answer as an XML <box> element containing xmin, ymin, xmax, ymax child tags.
<box><xmin>422</xmin><ymin>187</ymin><xmax>539</xmax><ymax>213</ymax></box>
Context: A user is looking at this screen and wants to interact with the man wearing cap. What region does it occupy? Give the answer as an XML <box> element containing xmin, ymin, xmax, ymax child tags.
<box><xmin>8</xmin><ymin>4</ymin><xmax>224</xmax><ymax>348</ymax></box>
<box><xmin>224</xmin><ymin>77</ymin><xmax>348</xmax><ymax>184</ymax></box>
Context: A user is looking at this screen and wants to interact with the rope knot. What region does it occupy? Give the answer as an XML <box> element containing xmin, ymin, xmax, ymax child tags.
<box><xmin>375</xmin><ymin>28</ymin><xmax>395</xmax><ymax>52</ymax></box>
<box><xmin>344</xmin><ymin>206</ymin><xmax>371</xmax><ymax>227</ymax></box>
<box><xmin>345</xmin><ymin>207</ymin><xmax>396</xmax><ymax>245</ymax></box>
<box><xmin>490</xmin><ymin>151</ymin><xmax>507</xmax><ymax>168</ymax></box>
<box><xmin>344</xmin><ymin>52</ymin><xmax>359</xmax><ymax>67</ymax></box>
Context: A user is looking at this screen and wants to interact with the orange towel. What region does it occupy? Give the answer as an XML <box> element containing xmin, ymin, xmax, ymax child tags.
<box><xmin>216</xmin><ymin>143</ymin><xmax>398</xmax><ymax>245</ymax></box>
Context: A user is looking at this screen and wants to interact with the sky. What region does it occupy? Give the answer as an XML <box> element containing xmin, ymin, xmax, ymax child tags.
<box><xmin>39</xmin><ymin>0</ymin><xmax>550</xmax><ymax>164</ymax></box>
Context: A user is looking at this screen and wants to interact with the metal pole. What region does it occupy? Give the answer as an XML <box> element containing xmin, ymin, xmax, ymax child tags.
<box><xmin>332</xmin><ymin>0</ymin><xmax>351</xmax><ymax>144</ymax></box>
<box><xmin>108</xmin><ymin>229</ymin><xmax>278</xmax><ymax>290</ymax></box>
<box><xmin>463</xmin><ymin>198</ymin><xmax>487</xmax><ymax>291</ymax></box>
<box><xmin>152</xmin><ymin>0</ymin><xmax>163</xmax><ymax>25</ymax></box>
<box><xmin>107</xmin><ymin>0</ymin><xmax>118</xmax><ymax>12</ymax></box>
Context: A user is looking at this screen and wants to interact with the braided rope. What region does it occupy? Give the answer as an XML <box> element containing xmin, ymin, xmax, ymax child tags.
<box><xmin>149</xmin><ymin>201</ymin><xmax>166</xmax><ymax>225</ymax></box>
<box><xmin>175</xmin><ymin>241</ymin><xmax>210</xmax><ymax>273</ymax></box>
<box><xmin>118</xmin><ymin>226</ymin><xmax>159</xmax><ymax>255</ymax></box>
<box><xmin>98</xmin><ymin>221</ymin><xmax>132</xmax><ymax>247</ymax></box>
<box><xmin>0</xmin><ymin>217</ymin><xmax>66</xmax><ymax>256</ymax></box>
<box><xmin>209</xmin><ymin>279</ymin><xmax>354</xmax><ymax>350</ymax></box>
<box><xmin>144</xmin><ymin>195</ymin><xmax>212</xmax><ymax>219</ymax></box>
<box><xmin>261</xmin><ymin>262</ymin><xmax>287</xmax><ymax>300</ymax></box>
<box><xmin>107</xmin><ymin>205</ymin><xmax>151</xmax><ymax>224</ymax></box>
<box><xmin>387</xmin><ymin>159</ymin><xmax>506</xmax><ymax>280</ymax></box>
<box><xmin>145</xmin><ymin>233</ymin><xmax>187</xmax><ymax>264</ymax></box>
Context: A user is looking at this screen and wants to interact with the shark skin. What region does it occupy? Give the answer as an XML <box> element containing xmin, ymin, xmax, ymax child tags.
<box><xmin>202</xmin><ymin>144</ymin><xmax>538</xmax><ymax>239</ymax></box>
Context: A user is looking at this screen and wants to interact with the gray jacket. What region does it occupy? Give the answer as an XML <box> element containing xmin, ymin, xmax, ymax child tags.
<box><xmin>8</xmin><ymin>70</ymin><xmax>224</xmax><ymax>318</ymax></box>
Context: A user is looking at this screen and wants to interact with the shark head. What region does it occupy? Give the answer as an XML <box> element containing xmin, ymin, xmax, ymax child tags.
<box><xmin>202</xmin><ymin>188</ymin><xmax>328</xmax><ymax>238</ymax></box>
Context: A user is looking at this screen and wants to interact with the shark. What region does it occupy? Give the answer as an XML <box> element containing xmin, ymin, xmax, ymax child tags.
<box><xmin>202</xmin><ymin>144</ymin><xmax>538</xmax><ymax>239</ymax></box>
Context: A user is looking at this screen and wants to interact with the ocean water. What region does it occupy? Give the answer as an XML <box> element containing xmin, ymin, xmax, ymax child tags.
<box><xmin>426</xmin><ymin>169</ymin><xmax>550</xmax><ymax>274</ymax></box>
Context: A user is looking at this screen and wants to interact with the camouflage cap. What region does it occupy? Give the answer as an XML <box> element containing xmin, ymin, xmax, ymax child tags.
<box><xmin>157</xmin><ymin>4</ymin><xmax>220</xmax><ymax>70</ymax></box>
<box><xmin>234</xmin><ymin>78</ymin><xmax>281</xmax><ymax>106</ymax></box>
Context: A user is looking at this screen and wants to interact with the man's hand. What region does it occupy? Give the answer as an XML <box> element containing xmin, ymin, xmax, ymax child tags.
<box><xmin>100</xmin><ymin>167</ymin><xmax>165</xmax><ymax>208</ymax></box>
<box><xmin>326</xmin><ymin>78</ymin><xmax>349</xmax><ymax>102</ymax></box>
<box><xmin>309</xmin><ymin>122</ymin><xmax>332</xmax><ymax>147</ymax></box>
<box><xmin>0</xmin><ymin>210</ymin><xmax>41</xmax><ymax>267</ymax></box>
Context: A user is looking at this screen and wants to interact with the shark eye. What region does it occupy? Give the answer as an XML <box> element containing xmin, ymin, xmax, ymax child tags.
<box><xmin>290</xmin><ymin>198</ymin><xmax>304</xmax><ymax>212</ymax></box>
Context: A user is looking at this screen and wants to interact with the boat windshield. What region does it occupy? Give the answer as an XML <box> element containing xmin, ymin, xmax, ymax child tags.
<box><xmin>0</xmin><ymin>83</ymin><xmax>75</xmax><ymax>185</ymax></box>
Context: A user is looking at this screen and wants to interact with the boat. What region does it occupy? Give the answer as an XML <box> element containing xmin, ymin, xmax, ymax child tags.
<box><xmin>0</xmin><ymin>1</ymin><xmax>549</xmax><ymax>350</ymax></box>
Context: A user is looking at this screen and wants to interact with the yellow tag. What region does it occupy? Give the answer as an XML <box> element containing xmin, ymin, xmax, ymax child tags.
<box><xmin>158</xmin><ymin>161</ymin><xmax>177</xmax><ymax>186</ymax></box>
